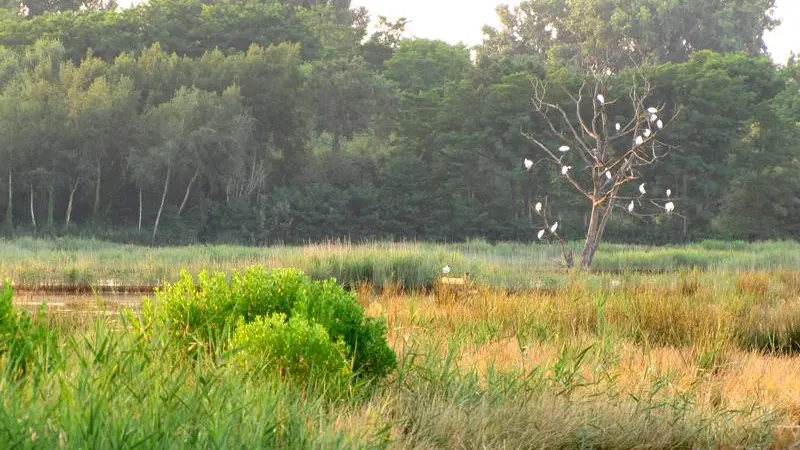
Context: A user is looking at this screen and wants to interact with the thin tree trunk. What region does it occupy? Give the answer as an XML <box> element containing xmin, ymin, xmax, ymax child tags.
<box><xmin>65</xmin><ymin>179</ymin><xmax>79</xmax><ymax>228</ymax></box>
<box><xmin>29</xmin><ymin>185</ymin><xmax>36</xmax><ymax>231</ymax></box>
<box><xmin>3</xmin><ymin>169</ymin><xmax>11</xmax><ymax>232</ymax></box>
<box><xmin>138</xmin><ymin>188</ymin><xmax>143</xmax><ymax>232</ymax></box>
<box><xmin>332</xmin><ymin>131</ymin><xmax>341</xmax><ymax>154</ymax></box>
<box><xmin>93</xmin><ymin>160</ymin><xmax>101</xmax><ymax>226</ymax></box>
<box><xmin>152</xmin><ymin>163</ymin><xmax>171</xmax><ymax>245</ymax></box>
<box><xmin>177</xmin><ymin>167</ymin><xmax>200</xmax><ymax>216</ymax></box>
<box><xmin>47</xmin><ymin>184</ymin><xmax>54</xmax><ymax>228</ymax></box>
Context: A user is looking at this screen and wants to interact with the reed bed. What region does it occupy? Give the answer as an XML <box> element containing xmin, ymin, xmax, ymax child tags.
<box><xmin>2</xmin><ymin>237</ymin><xmax>800</xmax><ymax>290</ymax></box>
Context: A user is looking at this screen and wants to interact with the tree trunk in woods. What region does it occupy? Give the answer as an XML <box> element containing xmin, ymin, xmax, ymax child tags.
<box><xmin>47</xmin><ymin>184</ymin><xmax>54</xmax><ymax>228</ymax></box>
<box><xmin>178</xmin><ymin>167</ymin><xmax>199</xmax><ymax>216</ymax></box>
<box><xmin>152</xmin><ymin>162</ymin><xmax>171</xmax><ymax>245</ymax></box>
<box><xmin>331</xmin><ymin>131</ymin><xmax>341</xmax><ymax>154</ymax></box>
<box><xmin>65</xmin><ymin>179</ymin><xmax>79</xmax><ymax>229</ymax></box>
<box><xmin>3</xmin><ymin>169</ymin><xmax>12</xmax><ymax>232</ymax></box>
<box><xmin>93</xmin><ymin>160</ymin><xmax>101</xmax><ymax>226</ymax></box>
<box><xmin>138</xmin><ymin>188</ymin><xmax>143</xmax><ymax>232</ymax></box>
<box><xmin>29</xmin><ymin>185</ymin><xmax>36</xmax><ymax>231</ymax></box>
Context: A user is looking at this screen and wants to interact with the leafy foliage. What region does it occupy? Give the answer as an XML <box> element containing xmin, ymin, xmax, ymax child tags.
<box><xmin>142</xmin><ymin>267</ymin><xmax>396</xmax><ymax>379</ymax></box>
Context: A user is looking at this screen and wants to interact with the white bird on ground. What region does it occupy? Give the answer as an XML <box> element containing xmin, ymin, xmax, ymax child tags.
<box><xmin>666</xmin><ymin>188</ymin><xmax>672</xmax><ymax>198</ymax></box>
<box><xmin>561</xmin><ymin>165</ymin><xmax>572</xmax><ymax>175</ymax></box>
<box><xmin>524</xmin><ymin>158</ymin><xmax>534</xmax><ymax>170</ymax></box>
<box><xmin>605</xmin><ymin>170</ymin><xmax>612</xmax><ymax>180</ymax></box>
<box><xmin>442</xmin><ymin>265</ymin><xmax>451</xmax><ymax>274</ymax></box>
<box><xmin>550</xmin><ymin>222</ymin><xmax>559</xmax><ymax>233</ymax></box>
<box><xmin>635</xmin><ymin>136</ymin><xmax>644</xmax><ymax>146</ymax></box>
<box><xmin>615</xmin><ymin>122</ymin><xmax>621</xmax><ymax>131</ymax></box>
<box><xmin>628</xmin><ymin>200</ymin><xmax>635</xmax><ymax>212</ymax></box>
<box><xmin>639</xmin><ymin>183</ymin><xmax>647</xmax><ymax>195</ymax></box>
<box><xmin>657</xmin><ymin>119</ymin><xmax>663</xmax><ymax>129</ymax></box>
<box><xmin>535</xmin><ymin>202</ymin><xmax>542</xmax><ymax>213</ymax></box>
<box><xmin>644</xmin><ymin>129</ymin><xmax>652</xmax><ymax>137</ymax></box>
<box><xmin>665</xmin><ymin>201</ymin><xmax>675</xmax><ymax>213</ymax></box>
<box><xmin>647</xmin><ymin>107</ymin><xmax>658</xmax><ymax>114</ymax></box>
<box><xmin>559</xmin><ymin>145</ymin><xmax>570</xmax><ymax>152</ymax></box>
<box><xmin>537</xmin><ymin>229</ymin><xmax>546</xmax><ymax>240</ymax></box>
<box><xmin>597</xmin><ymin>94</ymin><xmax>605</xmax><ymax>104</ymax></box>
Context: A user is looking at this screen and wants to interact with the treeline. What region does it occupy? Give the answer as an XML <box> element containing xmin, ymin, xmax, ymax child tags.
<box><xmin>0</xmin><ymin>0</ymin><xmax>798</xmax><ymax>245</ymax></box>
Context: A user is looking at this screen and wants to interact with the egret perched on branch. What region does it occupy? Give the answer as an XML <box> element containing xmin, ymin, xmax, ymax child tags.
<box><xmin>524</xmin><ymin>158</ymin><xmax>533</xmax><ymax>170</ymax></box>
<box><xmin>442</xmin><ymin>265</ymin><xmax>451</xmax><ymax>274</ymax></box>
<box><xmin>628</xmin><ymin>200</ymin><xmax>635</xmax><ymax>212</ymax></box>
<box><xmin>644</xmin><ymin>129</ymin><xmax>652</xmax><ymax>138</ymax></box>
<box><xmin>666</xmin><ymin>189</ymin><xmax>672</xmax><ymax>198</ymax></box>
<box><xmin>537</xmin><ymin>229</ymin><xmax>545</xmax><ymax>240</ymax></box>
<box><xmin>559</xmin><ymin>145</ymin><xmax>570</xmax><ymax>152</ymax></box>
<box><xmin>650</xmin><ymin>114</ymin><xmax>658</xmax><ymax>123</ymax></box>
<box><xmin>657</xmin><ymin>119</ymin><xmax>663</xmax><ymax>130</ymax></box>
<box><xmin>639</xmin><ymin>183</ymin><xmax>646</xmax><ymax>195</ymax></box>
<box><xmin>635</xmin><ymin>136</ymin><xmax>644</xmax><ymax>146</ymax></box>
<box><xmin>615</xmin><ymin>123</ymin><xmax>621</xmax><ymax>131</ymax></box>
<box><xmin>550</xmin><ymin>222</ymin><xmax>558</xmax><ymax>233</ymax></box>
<box><xmin>665</xmin><ymin>201</ymin><xmax>675</xmax><ymax>213</ymax></box>
<box><xmin>647</xmin><ymin>107</ymin><xmax>658</xmax><ymax>114</ymax></box>
<box><xmin>561</xmin><ymin>165</ymin><xmax>572</xmax><ymax>175</ymax></box>
<box><xmin>597</xmin><ymin>94</ymin><xmax>605</xmax><ymax>104</ymax></box>
<box><xmin>605</xmin><ymin>170</ymin><xmax>612</xmax><ymax>180</ymax></box>
<box><xmin>535</xmin><ymin>202</ymin><xmax>542</xmax><ymax>213</ymax></box>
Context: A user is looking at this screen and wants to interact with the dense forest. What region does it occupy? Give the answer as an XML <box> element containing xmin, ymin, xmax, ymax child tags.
<box><xmin>0</xmin><ymin>0</ymin><xmax>797</xmax><ymax>245</ymax></box>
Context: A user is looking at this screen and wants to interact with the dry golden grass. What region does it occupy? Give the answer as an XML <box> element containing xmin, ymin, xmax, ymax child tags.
<box><xmin>357</xmin><ymin>277</ymin><xmax>800</xmax><ymax>448</ymax></box>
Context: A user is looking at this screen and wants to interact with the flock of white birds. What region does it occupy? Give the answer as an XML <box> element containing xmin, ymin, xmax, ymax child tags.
<box><xmin>523</xmin><ymin>94</ymin><xmax>677</xmax><ymax>241</ymax></box>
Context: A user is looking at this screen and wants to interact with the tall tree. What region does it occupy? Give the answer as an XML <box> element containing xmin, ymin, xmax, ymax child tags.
<box><xmin>481</xmin><ymin>0</ymin><xmax>779</xmax><ymax>69</ymax></box>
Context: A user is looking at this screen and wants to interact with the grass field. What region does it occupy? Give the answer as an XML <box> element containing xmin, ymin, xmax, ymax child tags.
<box><xmin>3</xmin><ymin>238</ymin><xmax>800</xmax><ymax>448</ymax></box>
<box><xmin>3</xmin><ymin>237</ymin><xmax>800</xmax><ymax>290</ymax></box>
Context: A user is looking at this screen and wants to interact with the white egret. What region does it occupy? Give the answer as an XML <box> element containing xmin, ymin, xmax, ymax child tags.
<box><xmin>644</xmin><ymin>129</ymin><xmax>652</xmax><ymax>137</ymax></box>
<box><xmin>442</xmin><ymin>265</ymin><xmax>451</xmax><ymax>274</ymax></box>
<box><xmin>666</xmin><ymin>188</ymin><xmax>672</xmax><ymax>198</ymax></box>
<box><xmin>635</xmin><ymin>136</ymin><xmax>644</xmax><ymax>146</ymax></box>
<box><xmin>647</xmin><ymin>107</ymin><xmax>658</xmax><ymax>114</ymax></box>
<box><xmin>561</xmin><ymin>165</ymin><xmax>572</xmax><ymax>175</ymax></box>
<box><xmin>537</xmin><ymin>229</ymin><xmax>545</xmax><ymax>240</ymax></box>
<box><xmin>597</xmin><ymin>94</ymin><xmax>605</xmax><ymax>104</ymax></box>
<box><xmin>650</xmin><ymin>113</ymin><xmax>658</xmax><ymax>122</ymax></box>
<box><xmin>628</xmin><ymin>200</ymin><xmax>635</xmax><ymax>212</ymax></box>
<box><xmin>524</xmin><ymin>158</ymin><xmax>534</xmax><ymax>170</ymax></box>
<box><xmin>605</xmin><ymin>170</ymin><xmax>612</xmax><ymax>180</ymax></box>
<box><xmin>665</xmin><ymin>201</ymin><xmax>675</xmax><ymax>213</ymax></box>
<box><xmin>605</xmin><ymin>68</ymin><xmax>612</xmax><ymax>76</ymax></box>
<box><xmin>657</xmin><ymin>119</ymin><xmax>663</xmax><ymax>129</ymax></box>
<box><xmin>615</xmin><ymin>122</ymin><xmax>621</xmax><ymax>131</ymax></box>
<box><xmin>535</xmin><ymin>202</ymin><xmax>542</xmax><ymax>213</ymax></box>
<box><xmin>559</xmin><ymin>145</ymin><xmax>570</xmax><ymax>152</ymax></box>
<box><xmin>639</xmin><ymin>183</ymin><xmax>646</xmax><ymax>195</ymax></box>
<box><xmin>550</xmin><ymin>222</ymin><xmax>558</xmax><ymax>233</ymax></box>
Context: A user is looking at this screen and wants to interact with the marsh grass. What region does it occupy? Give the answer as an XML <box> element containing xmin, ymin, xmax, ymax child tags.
<box><xmin>3</xmin><ymin>237</ymin><xmax>800</xmax><ymax>290</ymax></box>
<box><xmin>7</xmin><ymin>265</ymin><xmax>800</xmax><ymax>447</ymax></box>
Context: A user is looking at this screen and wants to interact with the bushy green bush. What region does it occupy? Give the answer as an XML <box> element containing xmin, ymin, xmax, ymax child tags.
<box><xmin>142</xmin><ymin>268</ymin><xmax>396</xmax><ymax>380</ymax></box>
<box><xmin>0</xmin><ymin>282</ymin><xmax>58</xmax><ymax>378</ymax></box>
<box><xmin>231</xmin><ymin>314</ymin><xmax>351</xmax><ymax>383</ymax></box>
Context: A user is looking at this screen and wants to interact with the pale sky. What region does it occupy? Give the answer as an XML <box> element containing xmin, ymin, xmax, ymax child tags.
<box><xmin>353</xmin><ymin>0</ymin><xmax>800</xmax><ymax>63</ymax></box>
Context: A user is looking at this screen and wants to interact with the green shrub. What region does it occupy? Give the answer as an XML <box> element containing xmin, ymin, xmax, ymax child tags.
<box><xmin>0</xmin><ymin>282</ymin><xmax>58</xmax><ymax>378</ymax></box>
<box><xmin>231</xmin><ymin>313</ymin><xmax>351</xmax><ymax>383</ymax></box>
<box><xmin>143</xmin><ymin>267</ymin><xmax>397</xmax><ymax>380</ymax></box>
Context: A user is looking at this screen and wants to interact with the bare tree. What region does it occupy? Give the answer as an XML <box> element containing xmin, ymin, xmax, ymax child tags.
<box><xmin>522</xmin><ymin>68</ymin><xmax>684</xmax><ymax>269</ymax></box>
